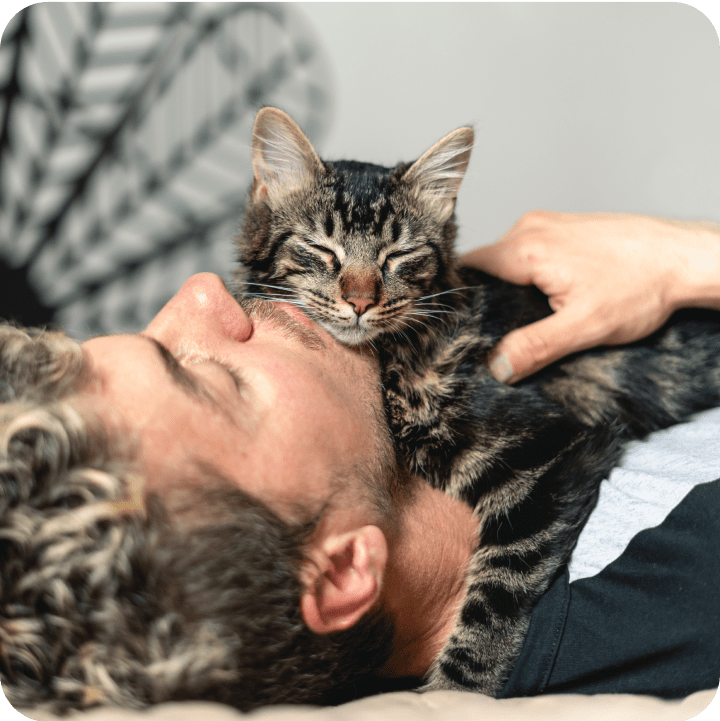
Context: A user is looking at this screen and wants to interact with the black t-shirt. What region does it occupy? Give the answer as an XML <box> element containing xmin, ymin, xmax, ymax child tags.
<box><xmin>500</xmin><ymin>479</ymin><xmax>720</xmax><ymax>698</ymax></box>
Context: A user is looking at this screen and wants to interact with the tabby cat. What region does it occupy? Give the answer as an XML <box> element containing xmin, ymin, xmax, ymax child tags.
<box><xmin>234</xmin><ymin>107</ymin><xmax>720</xmax><ymax>695</ymax></box>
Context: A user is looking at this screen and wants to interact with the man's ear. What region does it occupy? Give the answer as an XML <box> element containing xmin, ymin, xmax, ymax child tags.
<box><xmin>300</xmin><ymin>525</ymin><xmax>388</xmax><ymax>635</ymax></box>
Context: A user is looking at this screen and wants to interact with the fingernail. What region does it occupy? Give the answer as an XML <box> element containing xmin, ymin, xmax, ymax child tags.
<box><xmin>489</xmin><ymin>353</ymin><xmax>514</xmax><ymax>383</ymax></box>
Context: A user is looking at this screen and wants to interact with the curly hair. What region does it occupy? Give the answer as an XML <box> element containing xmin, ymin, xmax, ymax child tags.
<box><xmin>0</xmin><ymin>324</ymin><xmax>394</xmax><ymax>714</ymax></box>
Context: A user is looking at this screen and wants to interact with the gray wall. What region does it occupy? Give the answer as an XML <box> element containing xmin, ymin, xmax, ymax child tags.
<box><xmin>301</xmin><ymin>3</ymin><xmax>720</xmax><ymax>252</ymax></box>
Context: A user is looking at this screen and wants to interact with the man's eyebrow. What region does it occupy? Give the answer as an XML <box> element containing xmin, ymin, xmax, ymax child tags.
<box><xmin>147</xmin><ymin>337</ymin><xmax>205</xmax><ymax>396</ymax></box>
<box><xmin>144</xmin><ymin>338</ymin><xmax>241</xmax><ymax>423</ymax></box>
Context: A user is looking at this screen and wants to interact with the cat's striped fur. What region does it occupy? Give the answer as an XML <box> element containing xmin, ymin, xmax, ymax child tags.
<box><xmin>234</xmin><ymin>108</ymin><xmax>720</xmax><ymax>695</ymax></box>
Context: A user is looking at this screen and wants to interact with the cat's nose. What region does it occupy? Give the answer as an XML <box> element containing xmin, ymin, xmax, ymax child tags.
<box><xmin>340</xmin><ymin>265</ymin><xmax>381</xmax><ymax>316</ymax></box>
<box><xmin>344</xmin><ymin>296</ymin><xmax>376</xmax><ymax>316</ymax></box>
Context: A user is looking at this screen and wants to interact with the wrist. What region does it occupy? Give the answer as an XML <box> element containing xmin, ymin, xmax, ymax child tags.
<box><xmin>664</xmin><ymin>221</ymin><xmax>720</xmax><ymax>313</ymax></box>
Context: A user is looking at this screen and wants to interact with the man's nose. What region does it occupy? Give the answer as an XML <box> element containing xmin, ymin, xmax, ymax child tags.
<box><xmin>144</xmin><ymin>273</ymin><xmax>253</xmax><ymax>348</ymax></box>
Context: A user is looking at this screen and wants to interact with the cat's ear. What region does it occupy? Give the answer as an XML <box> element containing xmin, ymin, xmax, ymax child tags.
<box><xmin>403</xmin><ymin>127</ymin><xmax>474</xmax><ymax>223</ymax></box>
<box><xmin>251</xmin><ymin>107</ymin><xmax>324</xmax><ymax>207</ymax></box>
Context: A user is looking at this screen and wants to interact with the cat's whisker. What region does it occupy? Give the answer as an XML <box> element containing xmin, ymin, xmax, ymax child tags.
<box><xmin>389</xmin><ymin>319</ymin><xmax>420</xmax><ymax>354</ymax></box>
<box><xmin>409</xmin><ymin>308</ymin><xmax>457</xmax><ymax>315</ymax></box>
<box><xmin>364</xmin><ymin>336</ymin><xmax>379</xmax><ymax>354</ymax></box>
<box><xmin>235</xmin><ymin>281</ymin><xmax>302</xmax><ymax>295</ymax></box>
<box><xmin>240</xmin><ymin>290</ymin><xmax>305</xmax><ymax>304</ymax></box>
<box><xmin>405</xmin><ymin>314</ymin><xmax>451</xmax><ymax>332</ymax></box>
<box><xmin>413</xmin><ymin>300</ymin><xmax>457</xmax><ymax>311</ymax></box>
<box><xmin>237</xmin><ymin>290</ymin><xmax>321</xmax><ymax>322</ymax></box>
<box><xmin>416</xmin><ymin>286</ymin><xmax>481</xmax><ymax>302</ymax></box>
<box><xmin>236</xmin><ymin>292</ymin><xmax>294</xmax><ymax>303</ymax></box>
<box><xmin>413</xmin><ymin>305</ymin><xmax>456</xmax><ymax>313</ymax></box>
<box><xmin>392</xmin><ymin>329</ymin><xmax>415</xmax><ymax>353</ymax></box>
<box><xmin>401</xmin><ymin>310</ymin><xmax>437</xmax><ymax>323</ymax></box>
<box><xmin>408</xmin><ymin>319</ymin><xmax>433</xmax><ymax>332</ymax></box>
<box><xmin>405</xmin><ymin>308</ymin><xmax>452</xmax><ymax>321</ymax></box>
<box><xmin>236</xmin><ymin>283</ymin><xmax>313</xmax><ymax>306</ymax></box>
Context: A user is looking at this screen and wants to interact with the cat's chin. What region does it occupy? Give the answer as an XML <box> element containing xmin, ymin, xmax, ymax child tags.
<box><xmin>318</xmin><ymin>320</ymin><xmax>379</xmax><ymax>347</ymax></box>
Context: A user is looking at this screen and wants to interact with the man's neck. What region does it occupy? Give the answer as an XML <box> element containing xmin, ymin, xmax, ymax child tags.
<box><xmin>379</xmin><ymin>482</ymin><xmax>478</xmax><ymax>678</ymax></box>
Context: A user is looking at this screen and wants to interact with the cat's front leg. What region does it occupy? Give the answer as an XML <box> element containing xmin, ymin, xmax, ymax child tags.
<box><xmin>381</xmin><ymin>359</ymin><xmax>473</xmax><ymax>489</ymax></box>
<box><xmin>423</xmin><ymin>544</ymin><xmax>538</xmax><ymax>695</ymax></box>
<box><xmin>423</xmin><ymin>419</ymin><xmax>622</xmax><ymax>696</ymax></box>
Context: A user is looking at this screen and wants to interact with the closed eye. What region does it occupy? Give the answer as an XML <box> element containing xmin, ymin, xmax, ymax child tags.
<box><xmin>144</xmin><ymin>338</ymin><xmax>245</xmax><ymax>423</ymax></box>
<box><xmin>307</xmin><ymin>240</ymin><xmax>341</xmax><ymax>271</ymax></box>
<box><xmin>307</xmin><ymin>240</ymin><xmax>337</xmax><ymax>257</ymax></box>
<box><xmin>382</xmin><ymin>249</ymin><xmax>414</xmax><ymax>269</ymax></box>
<box><xmin>196</xmin><ymin>358</ymin><xmax>245</xmax><ymax>393</ymax></box>
<box><xmin>169</xmin><ymin>344</ymin><xmax>245</xmax><ymax>394</ymax></box>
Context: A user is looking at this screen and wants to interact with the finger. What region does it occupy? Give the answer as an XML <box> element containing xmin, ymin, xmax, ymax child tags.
<box><xmin>488</xmin><ymin>310</ymin><xmax>601</xmax><ymax>383</ymax></box>
<box><xmin>460</xmin><ymin>242</ymin><xmax>535</xmax><ymax>285</ymax></box>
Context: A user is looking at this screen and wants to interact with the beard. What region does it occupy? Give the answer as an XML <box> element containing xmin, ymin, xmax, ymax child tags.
<box><xmin>239</xmin><ymin>296</ymin><xmax>325</xmax><ymax>349</ymax></box>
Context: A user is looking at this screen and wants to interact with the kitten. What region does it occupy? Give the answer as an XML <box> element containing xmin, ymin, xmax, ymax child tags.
<box><xmin>234</xmin><ymin>107</ymin><xmax>720</xmax><ymax>695</ymax></box>
<box><xmin>236</xmin><ymin>108</ymin><xmax>471</xmax><ymax>348</ymax></box>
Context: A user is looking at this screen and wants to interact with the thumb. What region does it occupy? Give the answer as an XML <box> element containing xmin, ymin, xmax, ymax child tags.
<box><xmin>488</xmin><ymin>310</ymin><xmax>596</xmax><ymax>383</ymax></box>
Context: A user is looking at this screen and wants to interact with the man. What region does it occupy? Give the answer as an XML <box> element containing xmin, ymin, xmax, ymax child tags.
<box><xmin>0</xmin><ymin>271</ymin><xmax>479</xmax><ymax>712</ymax></box>
<box><xmin>82</xmin><ymin>271</ymin><xmax>479</xmax><ymax>675</ymax></box>
<box><xmin>1</xmin><ymin>213</ymin><xmax>718</xmax><ymax>713</ymax></box>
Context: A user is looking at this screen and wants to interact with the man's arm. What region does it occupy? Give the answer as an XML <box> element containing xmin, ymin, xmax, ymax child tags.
<box><xmin>461</xmin><ymin>211</ymin><xmax>720</xmax><ymax>383</ymax></box>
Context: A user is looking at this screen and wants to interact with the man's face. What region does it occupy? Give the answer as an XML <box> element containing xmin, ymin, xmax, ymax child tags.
<box><xmin>80</xmin><ymin>273</ymin><xmax>391</xmax><ymax>528</ymax></box>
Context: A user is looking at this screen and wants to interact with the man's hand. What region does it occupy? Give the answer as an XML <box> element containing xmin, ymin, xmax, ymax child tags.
<box><xmin>462</xmin><ymin>211</ymin><xmax>720</xmax><ymax>383</ymax></box>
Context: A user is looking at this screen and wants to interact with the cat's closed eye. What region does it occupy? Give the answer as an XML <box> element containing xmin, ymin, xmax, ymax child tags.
<box><xmin>306</xmin><ymin>239</ymin><xmax>341</xmax><ymax>271</ymax></box>
<box><xmin>382</xmin><ymin>249</ymin><xmax>413</xmax><ymax>269</ymax></box>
